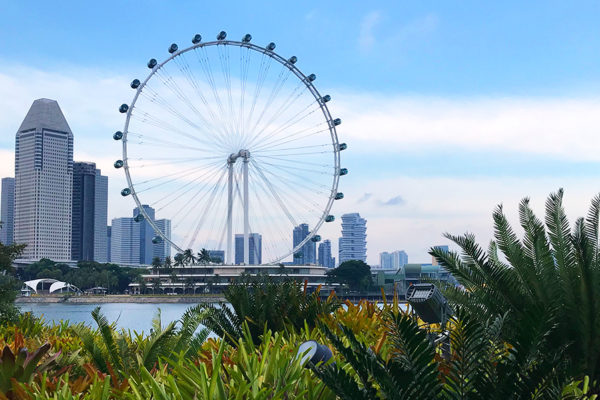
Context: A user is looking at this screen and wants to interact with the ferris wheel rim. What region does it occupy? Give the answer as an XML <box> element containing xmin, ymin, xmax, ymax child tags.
<box><xmin>120</xmin><ymin>36</ymin><xmax>341</xmax><ymax>264</ymax></box>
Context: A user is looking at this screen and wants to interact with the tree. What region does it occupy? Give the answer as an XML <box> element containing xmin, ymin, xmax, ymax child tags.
<box><xmin>173</xmin><ymin>253</ymin><xmax>185</xmax><ymax>267</ymax></box>
<box><xmin>183</xmin><ymin>249</ymin><xmax>196</xmax><ymax>266</ymax></box>
<box><xmin>0</xmin><ymin>242</ymin><xmax>25</xmax><ymax>324</ymax></box>
<box><xmin>197</xmin><ymin>248</ymin><xmax>211</xmax><ymax>265</ymax></box>
<box><xmin>164</xmin><ymin>256</ymin><xmax>172</xmax><ymax>269</ymax></box>
<box><xmin>431</xmin><ymin>189</ymin><xmax>600</xmax><ymax>388</ymax></box>
<box><xmin>151</xmin><ymin>256</ymin><xmax>162</xmax><ymax>273</ymax></box>
<box><xmin>327</xmin><ymin>260</ymin><xmax>372</xmax><ymax>291</ymax></box>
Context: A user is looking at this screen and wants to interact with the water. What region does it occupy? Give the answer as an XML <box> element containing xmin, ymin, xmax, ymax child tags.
<box><xmin>17</xmin><ymin>303</ymin><xmax>198</xmax><ymax>333</ymax></box>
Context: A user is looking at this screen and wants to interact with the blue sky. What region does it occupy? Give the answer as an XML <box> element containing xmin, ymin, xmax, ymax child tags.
<box><xmin>0</xmin><ymin>1</ymin><xmax>599</xmax><ymax>263</ymax></box>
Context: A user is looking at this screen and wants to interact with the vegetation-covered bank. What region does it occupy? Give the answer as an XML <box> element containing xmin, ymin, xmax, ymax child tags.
<box><xmin>2</xmin><ymin>190</ymin><xmax>600</xmax><ymax>399</ymax></box>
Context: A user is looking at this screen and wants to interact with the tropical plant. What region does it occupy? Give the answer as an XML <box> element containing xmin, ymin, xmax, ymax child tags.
<box><xmin>431</xmin><ymin>189</ymin><xmax>600</xmax><ymax>387</ymax></box>
<box><xmin>182</xmin><ymin>249</ymin><xmax>196</xmax><ymax>266</ymax></box>
<box><xmin>314</xmin><ymin>307</ymin><xmax>567</xmax><ymax>399</ymax></box>
<box><xmin>198</xmin><ymin>275</ymin><xmax>341</xmax><ymax>344</ymax></box>
<box><xmin>197</xmin><ymin>248</ymin><xmax>212</xmax><ymax>265</ymax></box>
<box><xmin>173</xmin><ymin>253</ymin><xmax>184</xmax><ymax>267</ymax></box>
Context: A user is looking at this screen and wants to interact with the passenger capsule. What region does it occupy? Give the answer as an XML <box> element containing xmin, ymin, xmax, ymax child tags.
<box><xmin>335</xmin><ymin>192</ymin><xmax>344</xmax><ymax>200</ymax></box>
<box><xmin>333</xmin><ymin>118</ymin><xmax>341</xmax><ymax>126</ymax></box>
<box><xmin>130</xmin><ymin>79</ymin><xmax>141</xmax><ymax>89</ymax></box>
<box><xmin>114</xmin><ymin>160</ymin><xmax>124</xmax><ymax>168</ymax></box>
<box><xmin>311</xmin><ymin>235</ymin><xmax>321</xmax><ymax>242</ymax></box>
<box><xmin>288</xmin><ymin>56</ymin><xmax>297</xmax><ymax>64</ymax></box>
<box><xmin>242</xmin><ymin>34</ymin><xmax>252</xmax><ymax>43</ymax></box>
<box><xmin>321</xmin><ymin>95</ymin><xmax>331</xmax><ymax>103</ymax></box>
<box><xmin>266</xmin><ymin>42</ymin><xmax>276</xmax><ymax>51</ymax></box>
<box><xmin>217</xmin><ymin>31</ymin><xmax>227</xmax><ymax>40</ymax></box>
<box><xmin>307</xmin><ymin>74</ymin><xmax>316</xmax><ymax>82</ymax></box>
<box><xmin>192</xmin><ymin>34</ymin><xmax>202</xmax><ymax>44</ymax></box>
<box><xmin>121</xmin><ymin>188</ymin><xmax>131</xmax><ymax>196</ymax></box>
<box><xmin>113</xmin><ymin>131</ymin><xmax>123</xmax><ymax>140</ymax></box>
<box><xmin>339</xmin><ymin>168</ymin><xmax>348</xmax><ymax>176</ymax></box>
<box><xmin>325</xmin><ymin>215</ymin><xmax>335</xmax><ymax>222</ymax></box>
<box><xmin>147</xmin><ymin>58</ymin><xmax>157</xmax><ymax>68</ymax></box>
<box><xmin>134</xmin><ymin>213</ymin><xmax>144</xmax><ymax>222</ymax></box>
<box><xmin>119</xmin><ymin>104</ymin><xmax>129</xmax><ymax>113</ymax></box>
<box><xmin>338</xmin><ymin>143</ymin><xmax>347</xmax><ymax>151</ymax></box>
<box><xmin>152</xmin><ymin>236</ymin><xmax>162</xmax><ymax>244</ymax></box>
<box><xmin>168</xmin><ymin>43</ymin><xmax>178</xmax><ymax>53</ymax></box>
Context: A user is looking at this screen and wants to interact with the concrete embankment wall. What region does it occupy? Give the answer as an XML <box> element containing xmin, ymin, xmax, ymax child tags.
<box><xmin>16</xmin><ymin>295</ymin><xmax>225</xmax><ymax>304</ymax></box>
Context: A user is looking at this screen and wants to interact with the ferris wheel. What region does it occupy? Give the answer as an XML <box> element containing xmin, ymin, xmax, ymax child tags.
<box><xmin>113</xmin><ymin>31</ymin><xmax>347</xmax><ymax>265</ymax></box>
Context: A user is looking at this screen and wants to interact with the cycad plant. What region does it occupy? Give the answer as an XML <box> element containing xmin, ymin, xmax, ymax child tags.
<box><xmin>431</xmin><ymin>189</ymin><xmax>600</xmax><ymax>387</ymax></box>
<box><xmin>314</xmin><ymin>309</ymin><xmax>567</xmax><ymax>399</ymax></box>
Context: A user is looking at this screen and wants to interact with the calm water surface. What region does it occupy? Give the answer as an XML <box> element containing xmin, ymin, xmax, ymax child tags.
<box><xmin>18</xmin><ymin>303</ymin><xmax>201</xmax><ymax>333</ymax></box>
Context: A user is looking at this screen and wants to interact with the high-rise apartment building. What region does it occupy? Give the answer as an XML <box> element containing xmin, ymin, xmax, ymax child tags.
<box><xmin>14</xmin><ymin>99</ymin><xmax>73</xmax><ymax>260</ymax></box>
<box><xmin>292</xmin><ymin>223</ymin><xmax>316</xmax><ymax>265</ymax></box>
<box><xmin>107</xmin><ymin>226</ymin><xmax>111</xmax><ymax>262</ymax></box>
<box><xmin>0</xmin><ymin>178</ymin><xmax>15</xmax><ymax>245</ymax></box>
<box><xmin>110</xmin><ymin>218</ymin><xmax>140</xmax><ymax>264</ymax></box>
<box><xmin>318</xmin><ymin>239</ymin><xmax>335</xmax><ymax>268</ymax></box>
<box><xmin>396</xmin><ymin>250</ymin><xmax>408</xmax><ymax>267</ymax></box>
<box><xmin>235</xmin><ymin>233</ymin><xmax>262</xmax><ymax>265</ymax></box>
<box><xmin>380</xmin><ymin>252</ymin><xmax>394</xmax><ymax>269</ymax></box>
<box><xmin>379</xmin><ymin>250</ymin><xmax>408</xmax><ymax>269</ymax></box>
<box><xmin>152</xmin><ymin>218</ymin><xmax>171</xmax><ymax>261</ymax></box>
<box><xmin>338</xmin><ymin>213</ymin><xmax>367</xmax><ymax>264</ymax></box>
<box><xmin>94</xmin><ymin>169</ymin><xmax>108</xmax><ymax>262</ymax></box>
<box><xmin>134</xmin><ymin>205</ymin><xmax>156</xmax><ymax>265</ymax></box>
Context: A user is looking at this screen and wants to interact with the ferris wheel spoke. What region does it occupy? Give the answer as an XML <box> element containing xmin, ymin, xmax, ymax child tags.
<box><xmin>252</xmin><ymin>159</ymin><xmax>330</xmax><ymax>192</ymax></box>
<box><xmin>254</xmin><ymin>159</ymin><xmax>331</xmax><ymax>176</ymax></box>
<box><xmin>246</xmin><ymin>81</ymin><xmax>311</xmax><ymax>149</ymax></box>
<box><xmin>172</xmin><ymin>53</ymin><xmax>232</xmax><ymax>141</ymax></box>
<box><xmin>180</xmin><ymin>166</ymin><xmax>228</xmax><ymax>249</ymax></box>
<box><xmin>252</xmin><ymin>143</ymin><xmax>331</xmax><ymax>154</ymax></box>
<box><xmin>126</xmin><ymin>131</ymin><xmax>216</xmax><ymax>152</ymax></box>
<box><xmin>130</xmin><ymin>108</ymin><xmax>228</xmax><ymax>151</ymax></box>
<box><xmin>250</xmin><ymin>160</ymin><xmax>297</xmax><ymax>227</ymax></box>
<box><xmin>133</xmin><ymin>161</ymin><xmax>224</xmax><ymax>194</ymax></box>
<box><xmin>244</xmin><ymin>52</ymin><xmax>271</xmax><ymax>142</ymax></box>
<box><xmin>238</xmin><ymin>46</ymin><xmax>251</xmax><ymax>145</ymax></box>
<box><xmin>132</xmin><ymin>159</ymin><xmax>224</xmax><ymax>188</ymax></box>
<box><xmin>253</xmin><ymin>125</ymin><xmax>331</xmax><ymax>152</ymax></box>
<box><xmin>218</xmin><ymin>44</ymin><xmax>238</xmax><ymax>142</ymax></box>
<box><xmin>153</xmin><ymin>163</ymin><xmax>227</xmax><ymax>209</ymax></box>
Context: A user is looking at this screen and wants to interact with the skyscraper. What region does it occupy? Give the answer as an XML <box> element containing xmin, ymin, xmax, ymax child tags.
<box><xmin>14</xmin><ymin>99</ymin><xmax>73</xmax><ymax>260</ymax></box>
<box><xmin>152</xmin><ymin>218</ymin><xmax>171</xmax><ymax>261</ymax></box>
<box><xmin>395</xmin><ymin>250</ymin><xmax>408</xmax><ymax>267</ymax></box>
<box><xmin>134</xmin><ymin>205</ymin><xmax>155</xmax><ymax>264</ymax></box>
<box><xmin>110</xmin><ymin>217</ymin><xmax>140</xmax><ymax>264</ymax></box>
<box><xmin>431</xmin><ymin>245</ymin><xmax>449</xmax><ymax>266</ymax></box>
<box><xmin>94</xmin><ymin>169</ymin><xmax>108</xmax><ymax>262</ymax></box>
<box><xmin>318</xmin><ymin>239</ymin><xmax>335</xmax><ymax>268</ymax></box>
<box><xmin>338</xmin><ymin>213</ymin><xmax>367</xmax><ymax>264</ymax></box>
<box><xmin>380</xmin><ymin>252</ymin><xmax>394</xmax><ymax>269</ymax></box>
<box><xmin>235</xmin><ymin>233</ymin><xmax>262</xmax><ymax>264</ymax></box>
<box><xmin>0</xmin><ymin>178</ymin><xmax>15</xmax><ymax>245</ymax></box>
<box><xmin>72</xmin><ymin>162</ymin><xmax>96</xmax><ymax>261</ymax></box>
<box><xmin>292</xmin><ymin>223</ymin><xmax>316</xmax><ymax>265</ymax></box>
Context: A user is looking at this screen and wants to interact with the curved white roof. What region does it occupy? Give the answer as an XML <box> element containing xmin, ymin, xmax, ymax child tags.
<box><xmin>23</xmin><ymin>279</ymin><xmax>60</xmax><ymax>293</ymax></box>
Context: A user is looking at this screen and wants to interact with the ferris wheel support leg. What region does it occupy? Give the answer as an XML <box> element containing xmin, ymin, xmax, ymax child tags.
<box><xmin>243</xmin><ymin>157</ymin><xmax>250</xmax><ymax>265</ymax></box>
<box><xmin>227</xmin><ymin>163</ymin><xmax>233</xmax><ymax>265</ymax></box>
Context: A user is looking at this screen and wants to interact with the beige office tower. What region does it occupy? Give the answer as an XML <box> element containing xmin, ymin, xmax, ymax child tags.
<box><xmin>14</xmin><ymin>99</ymin><xmax>73</xmax><ymax>260</ymax></box>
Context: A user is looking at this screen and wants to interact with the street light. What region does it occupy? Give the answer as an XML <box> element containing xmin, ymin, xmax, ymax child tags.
<box><xmin>406</xmin><ymin>283</ymin><xmax>452</xmax><ymax>325</ymax></box>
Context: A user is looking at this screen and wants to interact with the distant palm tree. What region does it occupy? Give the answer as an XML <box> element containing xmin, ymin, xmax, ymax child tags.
<box><xmin>173</xmin><ymin>253</ymin><xmax>184</xmax><ymax>267</ymax></box>
<box><xmin>164</xmin><ymin>256</ymin><xmax>172</xmax><ymax>269</ymax></box>
<box><xmin>197</xmin><ymin>248</ymin><xmax>212</xmax><ymax>265</ymax></box>
<box><xmin>183</xmin><ymin>249</ymin><xmax>196</xmax><ymax>266</ymax></box>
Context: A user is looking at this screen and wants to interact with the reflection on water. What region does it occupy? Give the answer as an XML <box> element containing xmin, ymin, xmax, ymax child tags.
<box><xmin>17</xmin><ymin>303</ymin><xmax>200</xmax><ymax>333</ymax></box>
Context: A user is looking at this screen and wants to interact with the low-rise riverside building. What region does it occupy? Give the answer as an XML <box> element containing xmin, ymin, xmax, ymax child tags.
<box><xmin>373</xmin><ymin>263</ymin><xmax>458</xmax><ymax>296</ymax></box>
<box><xmin>129</xmin><ymin>263</ymin><xmax>332</xmax><ymax>294</ymax></box>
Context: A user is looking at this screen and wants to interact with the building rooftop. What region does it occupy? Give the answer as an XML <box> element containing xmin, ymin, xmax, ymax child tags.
<box><xmin>18</xmin><ymin>98</ymin><xmax>72</xmax><ymax>133</ymax></box>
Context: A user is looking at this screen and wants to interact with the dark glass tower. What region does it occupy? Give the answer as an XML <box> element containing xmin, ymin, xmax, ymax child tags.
<box><xmin>72</xmin><ymin>162</ymin><xmax>96</xmax><ymax>261</ymax></box>
<box><xmin>292</xmin><ymin>223</ymin><xmax>316</xmax><ymax>265</ymax></box>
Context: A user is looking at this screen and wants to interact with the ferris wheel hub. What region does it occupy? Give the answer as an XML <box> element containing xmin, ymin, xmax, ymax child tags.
<box><xmin>227</xmin><ymin>149</ymin><xmax>251</xmax><ymax>164</ymax></box>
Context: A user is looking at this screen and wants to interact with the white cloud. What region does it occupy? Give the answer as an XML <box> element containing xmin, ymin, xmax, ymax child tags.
<box><xmin>358</xmin><ymin>11</ymin><xmax>381</xmax><ymax>52</ymax></box>
<box><xmin>333</xmin><ymin>93</ymin><xmax>600</xmax><ymax>161</ymax></box>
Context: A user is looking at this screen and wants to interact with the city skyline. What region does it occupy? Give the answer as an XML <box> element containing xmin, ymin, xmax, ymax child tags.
<box><xmin>1</xmin><ymin>2</ymin><xmax>599</xmax><ymax>263</ymax></box>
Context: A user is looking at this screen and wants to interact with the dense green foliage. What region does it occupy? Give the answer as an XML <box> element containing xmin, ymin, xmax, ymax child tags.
<box><xmin>431</xmin><ymin>189</ymin><xmax>600</xmax><ymax>389</ymax></box>
<box><xmin>199</xmin><ymin>275</ymin><xmax>341</xmax><ymax>344</ymax></box>
<box><xmin>0</xmin><ymin>242</ymin><xmax>25</xmax><ymax>324</ymax></box>
<box><xmin>19</xmin><ymin>260</ymin><xmax>143</xmax><ymax>292</ymax></box>
<box><xmin>326</xmin><ymin>260</ymin><xmax>372</xmax><ymax>291</ymax></box>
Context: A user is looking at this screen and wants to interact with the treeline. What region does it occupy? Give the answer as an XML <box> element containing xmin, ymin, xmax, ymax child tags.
<box><xmin>18</xmin><ymin>259</ymin><xmax>143</xmax><ymax>293</ymax></box>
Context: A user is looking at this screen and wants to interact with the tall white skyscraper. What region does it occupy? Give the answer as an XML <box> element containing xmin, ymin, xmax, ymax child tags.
<box><xmin>0</xmin><ymin>178</ymin><xmax>15</xmax><ymax>245</ymax></box>
<box><xmin>110</xmin><ymin>217</ymin><xmax>141</xmax><ymax>264</ymax></box>
<box><xmin>14</xmin><ymin>99</ymin><xmax>73</xmax><ymax>260</ymax></box>
<box><xmin>338</xmin><ymin>213</ymin><xmax>367</xmax><ymax>264</ymax></box>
